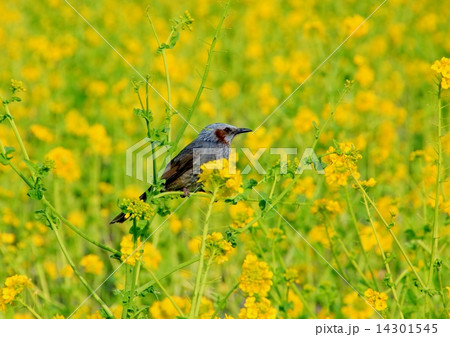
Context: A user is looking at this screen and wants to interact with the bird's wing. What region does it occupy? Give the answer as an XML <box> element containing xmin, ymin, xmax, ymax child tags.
<box><xmin>161</xmin><ymin>150</ymin><xmax>194</xmax><ymax>188</ymax></box>
<box><xmin>161</xmin><ymin>141</ymin><xmax>226</xmax><ymax>190</ymax></box>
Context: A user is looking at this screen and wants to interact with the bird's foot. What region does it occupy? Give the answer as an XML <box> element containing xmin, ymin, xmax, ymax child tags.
<box><xmin>183</xmin><ymin>187</ymin><xmax>191</xmax><ymax>198</ymax></box>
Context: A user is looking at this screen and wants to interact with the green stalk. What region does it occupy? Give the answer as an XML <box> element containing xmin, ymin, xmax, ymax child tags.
<box><xmin>146</xmin><ymin>9</ymin><xmax>173</xmax><ymax>142</ymax></box>
<box><xmin>17</xmin><ymin>298</ymin><xmax>42</xmax><ymax>319</ymax></box>
<box><xmin>147</xmin><ymin>268</ymin><xmax>184</xmax><ymax>317</ymax></box>
<box><xmin>210</xmin><ymin>281</ymin><xmax>240</xmax><ymax>318</ymax></box>
<box><xmin>136</xmin><ymin>257</ymin><xmax>199</xmax><ymax>293</ymax></box>
<box><xmin>362</xmin><ymin>194</ymin><xmax>404</xmax><ymax>319</ymax></box>
<box><xmin>427</xmin><ymin>87</ymin><xmax>442</xmax><ymax>296</ymax></box>
<box><xmin>194</xmin><ymin>255</ymin><xmax>214</xmax><ymax>317</ymax></box>
<box><xmin>345</xmin><ymin>186</ymin><xmax>379</xmax><ymax>290</ymax></box>
<box><xmin>2</xmin><ymin>102</ymin><xmax>31</xmax><ymax>162</ymax></box>
<box><xmin>122</xmin><ymin>219</ymin><xmax>139</xmax><ymax>319</ymax></box>
<box><xmin>189</xmin><ymin>189</ymin><xmax>217</xmax><ymax>318</ymax></box>
<box><xmin>173</xmin><ymin>0</ymin><xmax>231</xmax><ymax>150</ymax></box>
<box><xmin>50</xmin><ymin>220</ymin><xmax>114</xmax><ymax>318</ymax></box>
<box><xmin>352</xmin><ymin>175</ymin><xmax>426</xmax><ymax>289</ymax></box>
<box><xmin>42</xmin><ymin>197</ymin><xmax>121</xmax><ymax>256</ymax></box>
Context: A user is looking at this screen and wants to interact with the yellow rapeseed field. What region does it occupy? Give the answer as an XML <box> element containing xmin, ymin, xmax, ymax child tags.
<box><xmin>0</xmin><ymin>0</ymin><xmax>449</xmax><ymax>319</ymax></box>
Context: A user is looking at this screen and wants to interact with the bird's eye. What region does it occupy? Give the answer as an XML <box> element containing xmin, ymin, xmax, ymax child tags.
<box><xmin>224</xmin><ymin>127</ymin><xmax>231</xmax><ymax>133</ymax></box>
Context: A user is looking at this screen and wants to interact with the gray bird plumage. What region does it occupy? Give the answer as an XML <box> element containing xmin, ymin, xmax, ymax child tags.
<box><xmin>110</xmin><ymin>123</ymin><xmax>251</xmax><ymax>223</ymax></box>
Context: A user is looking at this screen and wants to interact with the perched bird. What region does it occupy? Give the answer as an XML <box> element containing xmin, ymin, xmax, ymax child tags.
<box><xmin>110</xmin><ymin>123</ymin><xmax>252</xmax><ymax>223</ymax></box>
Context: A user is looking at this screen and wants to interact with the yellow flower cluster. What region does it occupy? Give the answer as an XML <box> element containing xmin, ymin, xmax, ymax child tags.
<box><xmin>431</xmin><ymin>57</ymin><xmax>450</xmax><ymax>89</ymax></box>
<box><xmin>283</xmin><ymin>267</ymin><xmax>301</xmax><ymax>286</ymax></box>
<box><xmin>45</xmin><ymin>147</ymin><xmax>80</xmax><ymax>182</ymax></box>
<box><xmin>150</xmin><ymin>296</ymin><xmax>190</xmax><ymax>318</ymax></box>
<box><xmin>80</xmin><ymin>254</ymin><xmax>104</xmax><ymax>275</ymax></box>
<box><xmin>238</xmin><ymin>296</ymin><xmax>276</xmax><ymax>319</ymax></box>
<box><xmin>142</xmin><ymin>242</ymin><xmax>162</xmax><ymax>270</ymax></box>
<box><xmin>88</xmin><ymin>124</ymin><xmax>112</xmax><ymax>157</ymax></box>
<box><xmin>119</xmin><ymin>198</ymin><xmax>154</xmax><ymax>221</ymax></box>
<box><xmin>310</xmin><ymin>198</ymin><xmax>342</xmax><ymax>216</ymax></box>
<box><xmin>30</xmin><ymin>124</ymin><xmax>54</xmax><ymax>143</ymax></box>
<box><xmin>364</xmin><ymin>288</ymin><xmax>388</xmax><ymax>311</ymax></box>
<box><xmin>204</xmin><ymin>232</ymin><xmax>234</xmax><ymax>264</ymax></box>
<box><xmin>229</xmin><ymin>201</ymin><xmax>255</xmax><ymax>229</ymax></box>
<box><xmin>323</xmin><ymin>142</ymin><xmax>362</xmax><ymax>186</ymax></box>
<box><xmin>198</xmin><ymin>159</ymin><xmax>243</xmax><ymax>198</ymax></box>
<box><xmin>239</xmin><ymin>253</ymin><xmax>273</xmax><ymax>296</ymax></box>
<box><xmin>341</xmin><ymin>292</ymin><xmax>374</xmax><ymax>319</ymax></box>
<box><xmin>10</xmin><ymin>79</ymin><xmax>26</xmax><ymax>93</ymax></box>
<box><xmin>0</xmin><ymin>275</ymin><xmax>32</xmax><ymax>311</ymax></box>
<box><xmin>119</xmin><ymin>235</ymin><xmax>161</xmax><ymax>269</ymax></box>
<box><xmin>119</xmin><ymin>234</ymin><xmax>141</xmax><ymax>266</ymax></box>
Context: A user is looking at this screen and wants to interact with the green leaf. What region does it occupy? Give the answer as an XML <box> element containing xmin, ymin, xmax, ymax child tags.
<box><xmin>0</xmin><ymin>146</ymin><xmax>15</xmax><ymax>165</ymax></box>
<box><xmin>259</xmin><ymin>199</ymin><xmax>266</xmax><ymax>210</ymax></box>
<box><xmin>27</xmin><ymin>177</ymin><xmax>47</xmax><ymax>200</ymax></box>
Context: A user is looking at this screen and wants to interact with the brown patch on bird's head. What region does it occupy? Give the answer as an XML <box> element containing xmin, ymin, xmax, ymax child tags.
<box><xmin>214</xmin><ymin>129</ymin><xmax>229</xmax><ymax>145</ymax></box>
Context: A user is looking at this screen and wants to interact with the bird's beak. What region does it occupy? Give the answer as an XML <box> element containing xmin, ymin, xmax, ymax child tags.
<box><xmin>235</xmin><ymin>128</ymin><xmax>252</xmax><ymax>134</ymax></box>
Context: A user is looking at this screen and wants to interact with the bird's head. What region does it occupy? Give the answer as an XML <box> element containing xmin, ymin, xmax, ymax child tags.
<box><xmin>198</xmin><ymin>123</ymin><xmax>252</xmax><ymax>145</ymax></box>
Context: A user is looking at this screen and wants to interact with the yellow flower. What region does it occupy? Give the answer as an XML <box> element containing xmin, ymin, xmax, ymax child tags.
<box><xmin>1</xmin><ymin>274</ymin><xmax>32</xmax><ymax>307</ymax></box>
<box><xmin>169</xmin><ymin>216</ymin><xmax>183</xmax><ymax>234</ymax></box>
<box><xmin>86</xmin><ymin>311</ymin><xmax>105</xmax><ymax>319</ymax></box>
<box><xmin>311</xmin><ymin>198</ymin><xmax>342</xmax><ymax>216</ymax></box>
<box><xmin>119</xmin><ymin>198</ymin><xmax>154</xmax><ymax>221</ymax></box>
<box><xmin>230</xmin><ymin>202</ymin><xmax>255</xmax><ymax>229</ymax></box>
<box><xmin>150</xmin><ymin>296</ymin><xmax>191</xmax><ymax>319</ymax></box>
<box><xmin>204</xmin><ymin>232</ymin><xmax>234</xmax><ymax>264</ymax></box>
<box><xmin>64</xmin><ymin>109</ymin><xmax>89</xmax><ymax>136</ymax></box>
<box><xmin>293</xmin><ymin>106</ymin><xmax>319</xmax><ymax>134</ymax></box>
<box><xmin>364</xmin><ymin>288</ymin><xmax>388</xmax><ymax>311</ymax></box>
<box><xmin>287</xmin><ymin>292</ymin><xmax>303</xmax><ymax>318</ymax></box>
<box><xmin>80</xmin><ymin>254</ymin><xmax>104</xmax><ymax>275</ymax></box>
<box><xmin>283</xmin><ymin>268</ymin><xmax>301</xmax><ymax>286</ymax></box>
<box><xmin>238</xmin><ymin>296</ymin><xmax>276</xmax><ymax>319</ymax></box>
<box><xmin>30</xmin><ymin>124</ymin><xmax>54</xmax><ymax>143</ymax></box>
<box><xmin>0</xmin><ymin>233</ymin><xmax>15</xmax><ymax>244</ymax></box>
<box><xmin>341</xmin><ymin>292</ymin><xmax>374</xmax><ymax>319</ymax></box>
<box><xmin>120</xmin><ymin>235</ymin><xmax>141</xmax><ymax>266</ymax></box>
<box><xmin>431</xmin><ymin>57</ymin><xmax>450</xmax><ymax>89</ymax></box>
<box><xmin>46</xmin><ymin>147</ymin><xmax>81</xmax><ymax>182</ymax></box>
<box><xmin>308</xmin><ymin>224</ymin><xmax>334</xmax><ymax>249</ymax></box>
<box><xmin>88</xmin><ymin>124</ymin><xmax>112</xmax><ymax>157</ymax></box>
<box><xmin>142</xmin><ymin>242</ymin><xmax>162</xmax><ymax>270</ymax></box>
<box><xmin>198</xmin><ymin>159</ymin><xmax>243</xmax><ymax>198</ymax></box>
<box><xmin>342</xmin><ymin>15</ymin><xmax>368</xmax><ymax>37</ymax></box>
<box><xmin>220</xmin><ymin>80</ymin><xmax>240</xmax><ymax>99</ymax></box>
<box><xmin>52</xmin><ymin>314</ymin><xmax>65</xmax><ymax>319</ymax></box>
<box><xmin>188</xmin><ymin>236</ymin><xmax>201</xmax><ymax>253</ymax></box>
<box><xmin>239</xmin><ymin>253</ymin><xmax>273</xmax><ymax>296</ymax></box>
<box><xmin>322</xmin><ymin>142</ymin><xmax>361</xmax><ymax>187</ymax></box>
<box><xmin>10</xmin><ymin>79</ymin><xmax>26</xmax><ymax>93</ymax></box>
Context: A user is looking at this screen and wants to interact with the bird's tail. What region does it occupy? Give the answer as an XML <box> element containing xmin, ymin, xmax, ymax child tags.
<box><xmin>109</xmin><ymin>188</ymin><xmax>151</xmax><ymax>224</ymax></box>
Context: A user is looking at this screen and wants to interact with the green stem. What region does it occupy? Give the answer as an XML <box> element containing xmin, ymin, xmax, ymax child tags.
<box><xmin>362</xmin><ymin>194</ymin><xmax>404</xmax><ymax>319</ymax></box>
<box><xmin>146</xmin><ymin>9</ymin><xmax>173</xmax><ymax>142</ymax></box>
<box><xmin>352</xmin><ymin>176</ymin><xmax>426</xmax><ymax>289</ymax></box>
<box><xmin>189</xmin><ymin>189</ymin><xmax>217</xmax><ymax>318</ymax></box>
<box><xmin>2</xmin><ymin>102</ymin><xmax>31</xmax><ymax>162</ymax></box>
<box><xmin>50</xmin><ymin>221</ymin><xmax>114</xmax><ymax>318</ymax></box>
<box><xmin>345</xmin><ymin>186</ymin><xmax>379</xmax><ymax>290</ymax></box>
<box><xmin>172</xmin><ymin>0</ymin><xmax>230</xmax><ymax>151</ymax></box>
<box><xmin>17</xmin><ymin>298</ymin><xmax>42</xmax><ymax>319</ymax></box>
<box><xmin>122</xmin><ymin>219</ymin><xmax>139</xmax><ymax>319</ymax></box>
<box><xmin>42</xmin><ymin>197</ymin><xmax>121</xmax><ymax>256</ymax></box>
<box><xmin>147</xmin><ymin>268</ymin><xmax>184</xmax><ymax>317</ymax></box>
<box><xmin>194</xmin><ymin>255</ymin><xmax>214</xmax><ymax>317</ymax></box>
<box><xmin>136</xmin><ymin>257</ymin><xmax>199</xmax><ymax>293</ymax></box>
<box><xmin>210</xmin><ymin>281</ymin><xmax>239</xmax><ymax>318</ymax></box>
<box><xmin>427</xmin><ymin>88</ymin><xmax>442</xmax><ymax>296</ymax></box>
